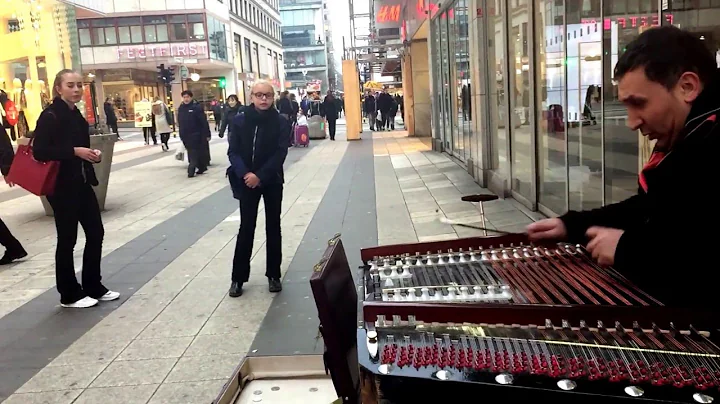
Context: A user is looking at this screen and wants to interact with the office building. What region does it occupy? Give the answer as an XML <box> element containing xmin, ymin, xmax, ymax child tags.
<box><xmin>280</xmin><ymin>0</ymin><xmax>332</xmax><ymax>94</ymax></box>
<box><xmin>228</xmin><ymin>0</ymin><xmax>285</xmax><ymax>104</ymax></box>
<box><xmin>77</xmin><ymin>0</ymin><xmax>235</xmax><ymax>126</ymax></box>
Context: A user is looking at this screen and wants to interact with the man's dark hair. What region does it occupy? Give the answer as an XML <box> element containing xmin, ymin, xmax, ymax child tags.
<box><xmin>181</xmin><ymin>90</ymin><xmax>193</xmax><ymax>97</ymax></box>
<box><xmin>614</xmin><ymin>26</ymin><xmax>716</xmax><ymax>89</ymax></box>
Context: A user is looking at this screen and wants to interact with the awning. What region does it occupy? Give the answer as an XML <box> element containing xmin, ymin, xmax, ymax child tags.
<box><xmin>58</xmin><ymin>0</ymin><xmax>106</xmax><ymax>15</ymax></box>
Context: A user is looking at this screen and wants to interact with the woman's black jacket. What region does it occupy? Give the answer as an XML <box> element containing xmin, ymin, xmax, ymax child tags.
<box><xmin>33</xmin><ymin>97</ymin><xmax>99</xmax><ymax>188</ymax></box>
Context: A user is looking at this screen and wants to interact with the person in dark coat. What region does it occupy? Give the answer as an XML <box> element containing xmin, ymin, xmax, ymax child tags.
<box><xmin>227</xmin><ymin>80</ymin><xmax>289</xmax><ymax>298</ymax></box>
<box><xmin>0</xmin><ymin>126</ymin><xmax>27</xmax><ymax>265</ymax></box>
<box><xmin>177</xmin><ymin>90</ymin><xmax>211</xmax><ymax>178</ymax></box>
<box><xmin>376</xmin><ymin>88</ymin><xmax>393</xmax><ymax>130</ymax></box>
<box><xmin>388</xmin><ymin>97</ymin><xmax>398</xmax><ymax>130</ymax></box>
<box><xmin>322</xmin><ymin>90</ymin><xmax>339</xmax><ymax>140</ymax></box>
<box><xmin>364</xmin><ymin>91</ymin><xmax>377</xmax><ymax>131</ymax></box>
<box><xmin>219</xmin><ymin>94</ymin><xmax>243</xmax><ymax>140</ymax></box>
<box><xmin>33</xmin><ymin>69</ymin><xmax>120</xmax><ymax>308</ymax></box>
<box><xmin>103</xmin><ymin>97</ymin><xmax>119</xmax><ymax>139</ymax></box>
<box><xmin>528</xmin><ymin>26</ymin><xmax>720</xmax><ymax>312</ymax></box>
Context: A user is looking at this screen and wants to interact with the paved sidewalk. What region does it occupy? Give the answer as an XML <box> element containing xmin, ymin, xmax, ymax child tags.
<box><xmin>373</xmin><ymin>129</ymin><xmax>538</xmax><ymax>245</ymax></box>
<box><xmin>0</xmin><ymin>122</ymin><xmax>542</xmax><ymax>403</ymax></box>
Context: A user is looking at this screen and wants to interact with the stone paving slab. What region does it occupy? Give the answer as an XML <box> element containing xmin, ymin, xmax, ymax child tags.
<box><xmin>372</xmin><ymin>132</ymin><xmax>541</xmax><ymax>244</ymax></box>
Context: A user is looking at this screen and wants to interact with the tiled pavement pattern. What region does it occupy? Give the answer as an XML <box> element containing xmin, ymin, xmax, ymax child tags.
<box><xmin>0</xmin><ymin>121</ymin><xmax>541</xmax><ymax>403</ymax></box>
<box><xmin>372</xmin><ymin>130</ymin><xmax>541</xmax><ymax>245</ymax></box>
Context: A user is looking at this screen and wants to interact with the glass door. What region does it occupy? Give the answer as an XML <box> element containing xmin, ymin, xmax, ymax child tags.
<box><xmin>439</xmin><ymin>12</ymin><xmax>454</xmax><ymax>154</ymax></box>
<box><xmin>534</xmin><ymin>0</ymin><xmax>568</xmax><ymax>215</ymax></box>
<box><xmin>485</xmin><ymin>0</ymin><xmax>510</xmax><ymax>193</ymax></box>
<box><xmin>431</xmin><ymin>17</ymin><xmax>446</xmax><ymax>150</ymax></box>
<box><xmin>454</xmin><ymin>0</ymin><xmax>471</xmax><ymax>163</ymax></box>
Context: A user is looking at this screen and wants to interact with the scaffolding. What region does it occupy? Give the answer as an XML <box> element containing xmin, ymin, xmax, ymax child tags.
<box><xmin>345</xmin><ymin>0</ymin><xmax>404</xmax><ymax>85</ymax></box>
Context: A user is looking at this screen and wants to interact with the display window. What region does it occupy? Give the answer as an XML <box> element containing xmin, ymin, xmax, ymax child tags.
<box><xmin>0</xmin><ymin>0</ymin><xmax>78</xmax><ymax>140</ymax></box>
<box><xmin>103</xmin><ymin>83</ymin><xmax>159</xmax><ymax>122</ymax></box>
<box><xmin>428</xmin><ymin>0</ymin><xmax>682</xmax><ymax>216</ymax></box>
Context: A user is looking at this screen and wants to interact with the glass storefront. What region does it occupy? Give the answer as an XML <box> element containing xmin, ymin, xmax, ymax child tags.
<box><xmin>429</xmin><ymin>0</ymin><xmax>698</xmax><ymax>216</ymax></box>
<box><xmin>96</xmin><ymin>69</ymin><xmax>162</xmax><ymax>123</ymax></box>
<box><xmin>0</xmin><ymin>0</ymin><xmax>79</xmax><ymax>139</ymax></box>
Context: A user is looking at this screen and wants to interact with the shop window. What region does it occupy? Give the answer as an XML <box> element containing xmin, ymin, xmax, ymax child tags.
<box><xmin>566</xmin><ymin>0</ymin><xmax>602</xmax><ymax>211</ymax></box>
<box><xmin>488</xmin><ymin>1</ymin><xmax>509</xmax><ymax>178</ymax></box>
<box><xmin>142</xmin><ymin>16</ymin><xmax>168</xmax><ymax>43</ymax></box>
<box><xmin>243</xmin><ymin>38</ymin><xmax>253</xmax><ymax>72</ymax></box>
<box><xmin>79</xmin><ymin>28</ymin><xmax>91</xmax><ymax>46</ymax></box>
<box><xmin>118</xmin><ymin>17</ymin><xmax>143</xmax><ymax>44</ymax></box>
<box><xmin>509</xmin><ymin>0</ymin><xmax>532</xmax><ymax>201</ymax></box>
<box><xmin>169</xmin><ymin>15</ymin><xmax>187</xmax><ymax>41</ymax></box>
<box><xmin>208</xmin><ymin>16</ymin><xmax>228</xmax><ymax>62</ymax></box>
<box><xmin>535</xmin><ymin>0</ymin><xmax>568</xmax><ymax>214</ymax></box>
<box><xmin>602</xmin><ymin>0</ymin><xmax>658</xmax><ymax>205</ymax></box>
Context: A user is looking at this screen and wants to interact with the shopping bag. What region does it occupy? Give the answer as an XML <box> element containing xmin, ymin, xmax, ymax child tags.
<box><xmin>175</xmin><ymin>143</ymin><xmax>185</xmax><ymax>161</ymax></box>
<box><xmin>6</xmin><ymin>141</ymin><xmax>59</xmax><ymax>196</ymax></box>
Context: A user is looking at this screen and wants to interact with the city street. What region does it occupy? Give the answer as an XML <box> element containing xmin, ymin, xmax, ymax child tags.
<box><xmin>0</xmin><ymin>121</ymin><xmax>540</xmax><ymax>403</ymax></box>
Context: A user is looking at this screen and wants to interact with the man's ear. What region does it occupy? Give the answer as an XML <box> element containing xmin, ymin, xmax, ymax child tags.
<box><xmin>678</xmin><ymin>71</ymin><xmax>703</xmax><ymax>103</ymax></box>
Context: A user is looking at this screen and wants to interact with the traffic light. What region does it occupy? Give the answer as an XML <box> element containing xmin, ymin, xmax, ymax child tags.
<box><xmin>156</xmin><ymin>64</ymin><xmax>176</xmax><ymax>85</ymax></box>
<box><xmin>166</xmin><ymin>66</ymin><xmax>175</xmax><ymax>83</ymax></box>
<box><xmin>157</xmin><ymin>63</ymin><xmax>165</xmax><ymax>82</ymax></box>
<box><xmin>219</xmin><ymin>77</ymin><xmax>226</xmax><ymax>89</ymax></box>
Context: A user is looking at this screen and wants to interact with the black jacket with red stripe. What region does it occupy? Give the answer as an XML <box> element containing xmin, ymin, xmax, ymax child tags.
<box><xmin>560</xmin><ymin>72</ymin><xmax>720</xmax><ymax>310</ymax></box>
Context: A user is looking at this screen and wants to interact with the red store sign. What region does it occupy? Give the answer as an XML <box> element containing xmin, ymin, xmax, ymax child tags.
<box><xmin>581</xmin><ymin>14</ymin><xmax>674</xmax><ymax>30</ymax></box>
<box><xmin>116</xmin><ymin>43</ymin><xmax>208</xmax><ymax>61</ymax></box>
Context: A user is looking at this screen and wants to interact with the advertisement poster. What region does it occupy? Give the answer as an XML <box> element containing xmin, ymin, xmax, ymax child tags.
<box><xmin>82</xmin><ymin>85</ymin><xmax>95</xmax><ymax>125</ymax></box>
<box><xmin>134</xmin><ymin>101</ymin><xmax>152</xmax><ymax>128</ymax></box>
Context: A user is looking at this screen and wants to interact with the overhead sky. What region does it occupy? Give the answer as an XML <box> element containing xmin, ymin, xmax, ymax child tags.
<box><xmin>328</xmin><ymin>0</ymin><xmax>351</xmax><ymax>63</ymax></box>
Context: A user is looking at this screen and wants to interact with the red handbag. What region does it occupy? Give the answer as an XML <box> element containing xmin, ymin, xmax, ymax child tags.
<box><xmin>7</xmin><ymin>140</ymin><xmax>59</xmax><ymax>196</ymax></box>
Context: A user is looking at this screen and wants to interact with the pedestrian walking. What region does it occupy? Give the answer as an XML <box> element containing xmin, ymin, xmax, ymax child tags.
<box><xmin>322</xmin><ymin>90</ymin><xmax>339</xmax><ymax>141</ymax></box>
<box><xmin>152</xmin><ymin>99</ymin><xmax>173</xmax><ymax>151</ymax></box>
<box><xmin>177</xmin><ymin>90</ymin><xmax>211</xmax><ymax>178</ymax></box>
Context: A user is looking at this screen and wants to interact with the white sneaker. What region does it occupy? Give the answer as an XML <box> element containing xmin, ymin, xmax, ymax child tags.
<box><xmin>61</xmin><ymin>296</ymin><xmax>98</xmax><ymax>308</ymax></box>
<box><xmin>98</xmin><ymin>291</ymin><xmax>120</xmax><ymax>302</ymax></box>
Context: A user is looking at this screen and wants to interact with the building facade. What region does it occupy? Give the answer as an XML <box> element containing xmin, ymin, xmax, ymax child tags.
<box><xmin>228</xmin><ymin>0</ymin><xmax>285</xmax><ymax>105</ymax></box>
<box><xmin>77</xmin><ymin>0</ymin><xmax>235</xmax><ymax>126</ymax></box>
<box><xmin>1</xmin><ymin>0</ymin><xmax>95</xmax><ymax>135</ymax></box>
<box><xmin>398</xmin><ymin>0</ymin><xmax>719</xmax><ymax>217</ymax></box>
<box><xmin>280</xmin><ymin>0</ymin><xmax>331</xmax><ymax>95</ymax></box>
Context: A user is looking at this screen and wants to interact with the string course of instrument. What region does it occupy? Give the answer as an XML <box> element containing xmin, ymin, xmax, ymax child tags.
<box><xmin>357</xmin><ymin>238</ymin><xmax>719</xmax><ymax>403</ymax></box>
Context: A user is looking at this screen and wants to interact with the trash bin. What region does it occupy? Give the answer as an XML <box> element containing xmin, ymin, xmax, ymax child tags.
<box><xmin>39</xmin><ymin>133</ymin><xmax>119</xmax><ymax>216</ymax></box>
<box><xmin>308</xmin><ymin>115</ymin><xmax>326</xmax><ymax>139</ymax></box>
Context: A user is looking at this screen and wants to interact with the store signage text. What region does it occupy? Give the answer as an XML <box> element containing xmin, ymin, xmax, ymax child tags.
<box><xmin>116</xmin><ymin>43</ymin><xmax>208</xmax><ymax>61</ymax></box>
<box><xmin>581</xmin><ymin>14</ymin><xmax>673</xmax><ymax>30</ymax></box>
<box><xmin>377</xmin><ymin>4</ymin><xmax>401</xmax><ymax>23</ymax></box>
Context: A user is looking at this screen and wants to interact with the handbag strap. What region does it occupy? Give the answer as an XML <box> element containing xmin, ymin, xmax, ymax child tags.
<box><xmin>29</xmin><ymin>109</ymin><xmax>57</xmax><ymax>147</ymax></box>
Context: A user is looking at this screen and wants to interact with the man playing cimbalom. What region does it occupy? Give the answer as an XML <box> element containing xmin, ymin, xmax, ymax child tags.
<box><xmin>227</xmin><ymin>81</ymin><xmax>290</xmax><ymax>297</ymax></box>
<box><xmin>528</xmin><ymin>26</ymin><xmax>719</xmax><ymax>311</ymax></box>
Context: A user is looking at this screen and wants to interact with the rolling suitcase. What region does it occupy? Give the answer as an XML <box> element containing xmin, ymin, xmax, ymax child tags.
<box><xmin>294</xmin><ymin>124</ymin><xmax>310</xmax><ymax>147</ymax></box>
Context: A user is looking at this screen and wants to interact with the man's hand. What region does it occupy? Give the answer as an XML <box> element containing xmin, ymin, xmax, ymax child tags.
<box><xmin>3</xmin><ymin>176</ymin><xmax>14</xmax><ymax>187</ymax></box>
<box><xmin>586</xmin><ymin>226</ymin><xmax>624</xmax><ymax>266</ymax></box>
<box><xmin>527</xmin><ymin>218</ymin><xmax>567</xmax><ymax>241</ymax></box>
<box><xmin>244</xmin><ymin>172</ymin><xmax>260</xmax><ymax>188</ymax></box>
